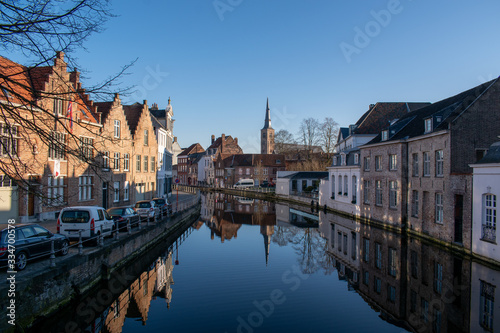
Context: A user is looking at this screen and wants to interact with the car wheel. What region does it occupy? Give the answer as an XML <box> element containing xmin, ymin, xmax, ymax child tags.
<box><xmin>60</xmin><ymin>240</ymin><xmax>69</xmax><ymax>256</ymax></box>
<box><xmin>16</xmin><ymin>251</ymin><xmax>28</xmax><ymax>271</ymax></box>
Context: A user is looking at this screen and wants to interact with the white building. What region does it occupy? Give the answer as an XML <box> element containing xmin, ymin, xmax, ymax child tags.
<box><xmin>471</xmin><ymin>141</ymin><xmax>500</xmax><ymax>263</ymax></box>
<box><xmin>470</xmin><ymin>261</ymin><xmax>500</xmax><ymax>332</ymax></box>
<box><xmin>198</xmin><ymin>154</ymin><xmax>214</xmax><ymax>186</ymax></box>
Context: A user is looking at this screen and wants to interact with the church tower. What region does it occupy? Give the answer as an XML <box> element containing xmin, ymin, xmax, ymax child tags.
<box><xmin>261</xmin><ymin>98</ymin><xmax>275</xmax><ymax>154</ymax></box>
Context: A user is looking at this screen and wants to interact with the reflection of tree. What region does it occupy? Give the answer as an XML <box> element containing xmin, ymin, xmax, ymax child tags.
<box><xmin>272</xmin><ymin>226</ymin><xmax>290</xmax><ymax>246</ymax></box>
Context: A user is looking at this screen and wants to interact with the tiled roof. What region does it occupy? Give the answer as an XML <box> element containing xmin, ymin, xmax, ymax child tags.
<box><xmin>367</xmin><ymin>79</ymin><xmax>496</xmax><ymax>145</ymax></box>
<box><xmin>150</xmin><ymin>108</ymin><xmax>166</xmax><ymax>119</ymax></box>
<box><xmin>355</xmin><ymin>102</ymin><xmax>430</xmax><ymax>135</ymax></box>
<box><xmin>0</xmin><ymin>56</ymin><xmax>34</xmax><ymax>103</ymax></box>
<box><xmin>178</xmin><ymin>143</ymin><xmax>205</xmax><ymax>156</ymax></box>
<box><xmin>280</xmin><ymin>171</ymin><xmax>328</xmax><ymax>180</ymax></box>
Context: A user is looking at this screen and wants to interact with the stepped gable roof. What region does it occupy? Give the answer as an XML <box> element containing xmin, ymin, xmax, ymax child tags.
<box><xmin>94</xmin><ymin>101</ymin><xmax>113</xmax><ymax>124</ymax></box>
<box><xmin>178</xmin><ymin>143</ymin><xmax>205</xmax><ymax>156</ymax></box>
<box><xmin>28</xmin><ymin>66</ymin><xmax>52</xmax><ymax>91</ymax></box>
<box><xmin>354</xmin><ymin>102</ymin><xmax>430</xmax><ymax>135</ymax></box>
<box><xmin>477</xmin><ymin>142</ymin><xmax>500</xmax><ymax>164</ymax></box>
<box><xmin>367</xmin><ymin>79</ymin><xmax>497</xmax><ymax>145</ymax></box>
<box><xmin>123</xmin><ymin>102</ymin><xmax>144</xmax><ymax>136</ymax></box>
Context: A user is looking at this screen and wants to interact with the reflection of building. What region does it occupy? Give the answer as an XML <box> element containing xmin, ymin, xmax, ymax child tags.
<box><xmin>153</xmin><ymin>250</ymin><xmax>175</xmax><ymax>308</ymax></box>
<box><xmin>319</xmin><ymin>211</ymin><xmax>360</xmax><ymax>287</ymax></box>
<box><xmin>470</xmin><ymin>262</ymin><xmax>500</xmax><ymax>332</ymax></box>
<box><xmin>202</xmin><ymin>192</ymin><xmax>276</xmax><ymax>264</ymax></box>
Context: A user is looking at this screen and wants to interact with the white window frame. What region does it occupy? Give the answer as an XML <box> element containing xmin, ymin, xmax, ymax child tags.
<box><xmin>48</xmin><ymin>176</ymin><xmax>65</xmax><ymax>206</ymax></box>
<box><xmin>78</xmin><ymin>176</ymin><xmax>93</xmax><ymax>201</ymax></box>
<box><xmin>113</xmin><ymin>152</ymin><xmax>120</xmax><ymax>171</ymax></box>
<box><xmin>114</xmin><ymin>120</ymin><xmax>120</xmax><ymax>138</ymax></box>
<box><xmin>435</xmin><ymin>150</ymin><xmax>444</xmax><ymax>177</ymax></box>
<box><xmin>113</xmin><ymin>181</ymin><xmax>120</xmax><ymax>202</ymax></box>
<box><xmin>389</xmin><ymin>181</ymin><xmax>398</xmax><ymax>208</ymax></box>
<box><xmin>424</xmin><ymin>118</ymin><xmax>432</xmax><ymax>133</ymax></box>
<box><xmin>124</xmin><ymin>154</ymin><xmax>129</xmax><ymax>171</ymax></box>
<box><xmin>389</xmin><ymin>154</ymin><xmax>397</xmax><ymax>171</ymax></box>
<box><xmin>435</xmin><ymin>193</ymin><xmax>443</xmax><ymax>223</ymax></box>
<box><xmin>423</xmin><ymin>152</ymin><xmax>431</xmax><ymax>176</ymax></box>
<box><xmin>375</xmin><ymin>180</ymin><xmax>382</xmax><ymax>206</ymax></box>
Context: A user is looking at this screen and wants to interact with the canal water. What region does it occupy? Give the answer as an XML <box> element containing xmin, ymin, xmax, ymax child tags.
<box><xmin>27</xmin><ymin>192</ymin><xmax>500</xmax><ymax>332</ymax></box>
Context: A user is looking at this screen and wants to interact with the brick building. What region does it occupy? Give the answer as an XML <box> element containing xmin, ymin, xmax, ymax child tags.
<box><xmin>177</xmin><ymin>143</ymin><xmax>204</xmax><ymax>185</ymax></box>
<box><xmin>360</xmin><ymin>78</ymin><xmax>500</xmax><ymax>249</ymax></box>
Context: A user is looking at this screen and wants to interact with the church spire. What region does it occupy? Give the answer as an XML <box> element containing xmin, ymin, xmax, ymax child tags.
<box><xmin>263</xmin><ymin>98</ymin><xmax>272</xmax><ymax>129</ymax></box>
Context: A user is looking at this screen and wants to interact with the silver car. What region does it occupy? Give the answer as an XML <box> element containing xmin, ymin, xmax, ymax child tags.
<box><xmin>134</xmin><ymin>200</ymin><xmax>160</xmax><ymax>222</ymax></box>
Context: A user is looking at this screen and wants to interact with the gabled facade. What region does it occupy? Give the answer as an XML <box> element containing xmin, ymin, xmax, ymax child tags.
<box><xmin>177</xmin><ymin>143</ymin><xmax>205</xmax><ymax>185</ymax></box>
<box><xmin>123</xmin><ymin>101</ymin><xmax>159</xmax><ymax>202</ymax></box>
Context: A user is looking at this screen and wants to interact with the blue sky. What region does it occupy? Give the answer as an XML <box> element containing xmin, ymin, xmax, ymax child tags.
<box><xmin>10</xmin><ymin>0</ymin><xmax>500</xmax><ymax>153</ymax></box>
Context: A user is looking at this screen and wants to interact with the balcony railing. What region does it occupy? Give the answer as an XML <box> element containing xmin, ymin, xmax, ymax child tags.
<box><xmin>482</xmin><ymin>225</ymin><xmax>497</xmax><ymax>243</ymax></box>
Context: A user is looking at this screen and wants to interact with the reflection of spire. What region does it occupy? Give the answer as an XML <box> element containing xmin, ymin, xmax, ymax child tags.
<box><xmin>261</xmin><ymin>225</ymin><xmax>274</xmax><ymax>266</ymax></box>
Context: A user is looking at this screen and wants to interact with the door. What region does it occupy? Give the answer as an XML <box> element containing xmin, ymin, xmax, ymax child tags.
<box><xmin>102</xmin><ymin>182</ymin><xmax>108</xmax><ymax>209</ymax></box>
<box><xmin>454</xmin><ymin>194</ymin><xmax>463</xmax><ymax>243</ymax></box>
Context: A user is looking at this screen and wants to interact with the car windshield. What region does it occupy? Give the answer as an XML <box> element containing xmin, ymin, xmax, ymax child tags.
<box><xmin>61</xmin><ymin>210</ymin><xmax>90</xmax><ymax>223</ymax></box>
<box><xmin>108</xmin><ymin>208</ymin><xmax>125</xmax><ymax>215</ymax></box>
<box><xmin>135</xmin><ymin>202</ymin><xmax>151</xmax><ymax>208</ymax></box>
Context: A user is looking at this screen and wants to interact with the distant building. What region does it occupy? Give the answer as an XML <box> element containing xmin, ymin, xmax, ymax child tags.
<box><xmin>177</xmin><ymin>143</ymin><xmax>205</xmax><ymax>185</ymax></box>
<box><xmin>261</xmin><ymin>98</ymin><xmax>275</xmax><ymax>154</ymax></box>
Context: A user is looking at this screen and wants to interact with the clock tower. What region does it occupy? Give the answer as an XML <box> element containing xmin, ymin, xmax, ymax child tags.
<box><xmin>261</xmin><ymin>98</ymin><xmax>275</xmax><ymax>154</ymax></box>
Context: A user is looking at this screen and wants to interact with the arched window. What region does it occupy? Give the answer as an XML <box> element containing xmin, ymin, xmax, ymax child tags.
<box><xmin>352</xmin><ymin>176</ymin><xmax>357</xmax><ymax>204</ymax></box>
<box><xmin>338</xmin><ymin>175</ymin><xmax>342</xmax><ymax>195</ymax></box>
<box><xmin>331</xmin><ymin>175</ymin><xmax>335</xmax><ymax>199</ymax></box>
<box><xmin>344</xmin><ymin>175</ymin><xmax>348</xmax><ymax>196</ymax></box>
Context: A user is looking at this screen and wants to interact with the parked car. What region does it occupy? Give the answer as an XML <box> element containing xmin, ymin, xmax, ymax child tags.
<box><xmin>153</xmin><ymin>198</ymin><xmax>172</xmax><ymax>217</ymax></box>
<box><xmin>0</xmin><ymin>224</ymin><xmax>69</xmax><ymax>271</ymax></box>
<box><xmin>260</xmin><ymin>181</ymin><xmax>275</xmax><ymax>188</ymax></box>
<box><xmin>106</xmin><ymin>206</ymin><xmax>140</xmax><ymax>231</ymax></box>
<box><xmin>134</xmin><ymin>200</ymin><xmax>160</xmax><ymax>222</ymax></box>
<box><xmin>57</xmin><ymin>206</ymin><xmax>114</xmax><ymax>243</ymax></box>
<box><xmin>234</xmin><ymin>179</ymin><xmax>255</xmax><ymax>189</ymax></box>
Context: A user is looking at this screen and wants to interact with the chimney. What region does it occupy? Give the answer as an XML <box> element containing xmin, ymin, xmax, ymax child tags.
<box><xmin>234</xmin><ymin>137</ymin><xmax>238</xmax><ymax>145</ymax></box>
<box><xmin>143</xmin><ymin>100</ymin><xmax>148</xmax><ymax>107</ymax></box>
<box><xmin>211</xmin><ymin>135</ymin><xmax>215</xmax><ymax>144</ymax></box>
<box><xmin>56</xmin><ymin>51</ymin><xmax>64</xmax><ymax>60</ymax></box>
<box><xmin>70</xmin><ymin>68</ymin><xmax>79</xmax><ymax>88</ymax></box>
<box><xmin>173</xmin><ymin>137</ymin><xmax>177</xmax><ymax>143</ymax></box>
<box><xmin>369</xmin><ymin>104</ymin><xmax>376</xmax><ymax>110</ymax></box>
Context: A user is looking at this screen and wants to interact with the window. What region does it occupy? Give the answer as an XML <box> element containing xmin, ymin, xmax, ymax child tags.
<box><xmin>381</xmin><ymin>130</ymin><xmax>388</xmax><ymax>141</ymax></box>
<box><xmin>374</xmin><ymin>277</ymin><xmax>381</xmax><ymax>294</ymax></box>
<box><xmin>424</xmin><ymin>118</ymin><xmax>432</xmax><ymax>133</ymax></box>
<box><xmin>480</xmin><ymin>280</ymin><xmax>495</xmax><ymax>331</ymax></box>
<box><xmin>482</xmin><ymin>194</ymin><xmax>497</xmax><ymax>242</ymax></box>
<box><xmin>337</xmin><ymin>232</ymin><xmax>342</xmax><ymax>251</ymax></box>
<box><xmin>352</xmin><ymin>176</ymin><xmax>357</xmax><ymax>204</ymax></box>
<box><xmin>341</xmin><ymin>154</ymin><xmax>346</xmax><ymax>166</ymax></box>
<box><xmin>151</xmin><ymin>156</ymin><xmax>155</xmax><ymax>172</ymax></box>
<box><xmin>364</xmin><ymin>156</ymin><xmax>370</xmax><ymax>171</ymax></box>
<box><xmin>388</xmin><ymin>285</ymin><xmax>396</xmax><ymax>302</ymax></box>
<box><xmin>388</xmin><ymin>248</ymin><xmax>397</xmax><ymax>277</ymax></box>
<box><xmin>435</xmin><ymin>193</ymin><xmax>443</xmax><ymax>223</ymax></box>
<box><xmin>113</xmin><ymin>152</ymin><xmax>120</xmax><ymax>170</ymax></box>
<box><xmin>136</xmin><ymin>155</ymin><xmax>141</xmax><ymax>172</ymax></box>
<box><xmin>354</xmin><ymin>154</ymin><xmax>359</xmax><ymax>165</ymax></box>
<box><xmin>246</xmin><ymin>168</ymin><xmax>250</xmax><ymax>175</ymax></box>
<box><xmin>351</xmin><ymin>232</ymin><xmax>356</xmax><ymax>260</ymax></box>
<box><xmin>343</xmin><ymin>234</ymin><xmax>348</xmax><ymax>255</ymax></box>
<box><xmin>363</xmin><ymin>238</ymin><xmax>369</xmax><ymax>263</ymax></box>
<box><xmin>144</xmin><ymin>129</ymin><xmax>148</xmax><ymax>145</ymax></box>
<box><xmin>338</xmin><ymin>175</ymin><xmax>342</xmax><ymax>195</ymax></box>
<box><xmin>363</xmin><ymin>180</ymin><xmax>370</xmax><ymax>204</ymax></box>
<box><xmin>48</xmin><ymin>131</ymin><xmax>65</xmax><ymax>159</ymax></box>
<box><xmin>48</xmin><ymin>176</ymin><xmax>65</xmax><ymax>206</ymax></box>
<box><xmin>330</xmin><ymin>224</ymin><xmax>335</xmax><ymax>248</ymax></box>
<box><xmin>434</xmin><ymin>262</ymin><xmax>443</xmax><ymax>294</ymax></box>
<box><xmin>411</xmin><ymin>250</ymin><xmax>418</xmax><ymax>278</ymax></box>
<box><xmin>435</xmin><ymin>150</ymin><xmax>444</xmax><ymax>177</ymax></box>
<box><xmin>124</xmin><ymin>154</ymin><xmax>130</xmax><ymax>171</ymax></box>
<box><xmin>423</xmin><ymin>152</ymin><xmax>431</xmax><ymax>176</ymax></box>
<box><xmin>264</xmin><ymin>168</ymin><xmax>268</xmax><ymax>175</ymax></box>
<box><xmin>375</xmin><ymin>180</ymin><xmax>382</xmax><ymax>206</ymax></box>
<box><xmin>238</xmin><ymin>168</ymin><xmax>243</xmax><ymax>175</ymax></box>
<box><xmin>113</xmin><ymin>181</ymin><xmax>120</xmax><ymax>202</ymax></box>
<box><xmin>389</xmin><ymin>154</ymin><xmax>397</xmax><ymax>170</ymax></box>
<box><xmin>53</xmin><ymin>99</ymin><xmax>63</xmax><ymax>116</ymax></box>
<box><xmin>421</xmin><ymin>298</ymin><xmax>429</xmax><ymax>323</ymax></box>
<box><xmin>331</xmin><ymin>176</ymin><xmax>335</xmax><ymax>199</ymax></box>
<box><xmin>343</xmin><ymin>175</ymin><xmax>348</xmax><ymax>196</ymax></box>
<box><xmin>78</xmin><ymin>176</ymin><xmax>92</xmax><ymax>201</ymax></box>
<box><xmin>114</xmin><ymin>120</ymin><xmax>120</xmax><ymax>138</ymax></box>
<box><xmin>375</xmin><ymin>243</ymin><xmax>382</xmax><ymax>269</ymax></box>
<box><xmin>411</xmin><ymin>190</ymin><xmax>419</xmax><ymax>217</ymax></box>
<box><xmin>103</xmin><ymin>151</ymin><xmax>110</xmax><ymax>169</ymax></box>
<box><xmin>389</xmin><ymin>181</ymin><xmax>398</xmax><ymax>208</ymax></box>
<box><xmin>412</xmin><ymin>153</ymin><xmax>419</xmax><ymax>177</ymax></box>
<box><xmin>375</xmin><ymin>155</ymin><xmax>382</xmax><ymax>171</ymax></box>
<box><xmin>0</xmin><ymin>175</ymin><xmax>14</xmax><ymax>187</ymax></box>
<box><xmin>144</xmin><ymin>156</ymin><xmax>149</xmax><ymax>172</ymax></box>
<box><xmin>80</xmin><ymin>137</ymin><xmax>94</xmax><ymax>160</ymax></box>
<box><xmin>363</xmin><ymin>270</ymin><xmax>369</xmax><ymax>285</ymax></box>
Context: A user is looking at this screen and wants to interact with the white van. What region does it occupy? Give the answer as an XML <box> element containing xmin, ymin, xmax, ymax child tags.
<box><xmin>234</xmin><ymin>179</ymin><xmax>255</xmax><ymax>189</ymax></box>
<box><xmin>57</xmin><ymin>206</ymin><xmax>114</xmax><ymax>241</ymax></box>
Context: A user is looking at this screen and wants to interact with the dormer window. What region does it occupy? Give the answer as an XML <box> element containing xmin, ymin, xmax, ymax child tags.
<box><xmin>424</xmin><ymin>118</ymin><xmax>432</xmax><ymax>133</ymax></box>
<box><xmin>381</xmin><ymin>130</ymin><xmax>388</xmax><ymax>141</ymax></box>
<box><xmin>354</xmin><ymin>154</ymin><xmax>359</xmax><ymax>165</ymax></box>
<box><xmin>436</xmin><ymin>115</ymin><xmax>442</xmax><ymax>123</ymax></box>
<box><xmin>341</xmin><ymin>154</ymin><xmax>346</xmax><ymax>166</ymax></box>
<box><xmin>333</xmin><ymin>158</ymin><xmax>337</xmax><ymax>166</ymax></box>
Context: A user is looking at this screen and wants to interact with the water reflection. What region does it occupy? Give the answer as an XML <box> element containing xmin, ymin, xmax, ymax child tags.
<box><xmin>27</xmin><ymin>193</ymin><xmax>500</xmax><ymax>332</ymax></box>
